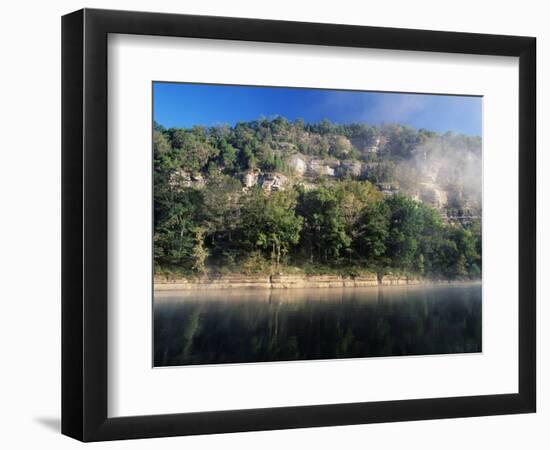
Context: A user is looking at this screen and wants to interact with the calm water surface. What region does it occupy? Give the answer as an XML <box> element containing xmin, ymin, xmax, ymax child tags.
<box><xmin>154</xmin><ymin>283</ymin><xmax>481</xmax><ymax>367</ymax></box>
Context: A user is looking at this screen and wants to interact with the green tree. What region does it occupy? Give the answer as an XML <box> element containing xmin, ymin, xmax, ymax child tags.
<box><xmin>240</xmin><ymin>189</ymin><xmax>303</xmax><ymax>266</ymax></box>
<box><xmin>385</xmin><ymin>194</ymin><xmax>422</xmax><ymax>270</ymax></box>
<box><xmin>200</xmin><ymin>173</ymin><xmax>242</xmax><ymax>253</ymax></box>
<box><xmin>356</xmin><ymin>200</ymin><xmax>390</xmax><ymax>265</ymax></box>
<box><xmin>415</xmin><ymin>203</ymin><xmax>445</xmax><ymax>275</ymax></box>
<box><xmin>448</xmin><ymin>226</ymin><xmax>480</xmax><ymax>278</ymax></box>
<box><xmin>240</xmin><ymin>144</ymin><xmax>257</xmax><ymax>170</ymax></box>
<box><xmin>297</xmin><ymin>186</ymin><xmax>351</xmax><ymax>263</ymax></box>
<box><xmin>218</xmin><ymin>141</ymin><xmax>237</xmax><ymax>172</ymax></box>
<box><xmin>171</xmin><ymin>129</ymin><xmax>217</xmax><ymax>173</ymax></box>
<box><xmin>153</xmin><ymin>130</ymin><xmax>171</xmax><ymax>157</ymax></box>
<box><xmin>191</xmin><ymin>227</ymin><xmax>209</xmax><ymax>275</ymax></box>
<box><xmin>333</xmin><ymin>180</ymin><xmax>381</xmax><ymax>260</ymax></box>
<box><xmin>154</xmin><ymin>189</ymin><xmax>201</xmax><ymax>268</ymax></box>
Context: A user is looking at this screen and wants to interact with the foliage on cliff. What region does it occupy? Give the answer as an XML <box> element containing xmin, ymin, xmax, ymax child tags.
<box><xmin>154</xmin><ymin>118</ymin><xmax>482</xmax><ymax>279</ymax></box>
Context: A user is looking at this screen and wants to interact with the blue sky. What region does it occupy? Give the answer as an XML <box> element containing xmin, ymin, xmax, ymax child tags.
<box><xmin>153</xmin><ymin>82</ymin><xmax>482</xmax><ymax>136</ymax></box>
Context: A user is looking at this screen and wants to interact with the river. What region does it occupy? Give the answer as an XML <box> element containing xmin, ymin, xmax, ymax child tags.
<box><xmin>154</xmin><ymin>283</ymin><xmax>481</xmax><ymax>367</ymax></box>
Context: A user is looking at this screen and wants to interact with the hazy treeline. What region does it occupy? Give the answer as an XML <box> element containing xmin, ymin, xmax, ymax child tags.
<box><xmin>154</xmin><ymin>118</ymin><xmax>482</xmax><ymax>279</ymax></box>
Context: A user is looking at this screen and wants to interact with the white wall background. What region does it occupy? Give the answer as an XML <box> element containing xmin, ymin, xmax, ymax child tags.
<box><xmin>0</xmin><ymin>0</ymin><xmax>546</xmax><ymax>448</ymax></box>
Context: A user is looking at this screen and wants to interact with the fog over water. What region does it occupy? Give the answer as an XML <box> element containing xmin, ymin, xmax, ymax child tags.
<box><xmin>154</xmin><ymin>283</ymin><xmax>482</xmax><ymax>367</ymax></box>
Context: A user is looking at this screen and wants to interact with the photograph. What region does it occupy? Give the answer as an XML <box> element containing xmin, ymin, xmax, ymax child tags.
<box><xmin>152</xmin><ymin>83</ymin><xmax>483</xmax><ymax>367</ymax></box>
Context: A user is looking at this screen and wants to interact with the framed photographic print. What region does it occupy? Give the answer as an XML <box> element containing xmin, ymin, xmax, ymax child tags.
<box><xmin>62</xmin><ymin>8</ymin><xmax>536</xmax><ymax>441</ymax></box>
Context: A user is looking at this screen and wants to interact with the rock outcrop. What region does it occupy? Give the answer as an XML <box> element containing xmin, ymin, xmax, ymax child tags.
<box><xmin>154</xmin><ymin>273</ymin><xmax>440</xmax><ymax>291</ymax></box>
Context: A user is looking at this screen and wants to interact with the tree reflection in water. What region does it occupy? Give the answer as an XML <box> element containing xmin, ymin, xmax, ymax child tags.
<box><xmin>154</xmin><ymin>284</ymin><xmax>481</xmax><ymax>367</ymax></box>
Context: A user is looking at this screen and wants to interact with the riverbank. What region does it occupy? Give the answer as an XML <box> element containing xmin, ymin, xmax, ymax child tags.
<box><xmin>154</xmin><ymin>273</ymin><xmax>478</xmax><ymax>291</ymax></box>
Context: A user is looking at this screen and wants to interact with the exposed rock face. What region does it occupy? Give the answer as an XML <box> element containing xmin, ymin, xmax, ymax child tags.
<box><xmin>261</xmin><ymin>173</ymin><xmax>288</xmax><ymax>192</ymax></box>
<box><xmin>354</xmin><ymin>273</ymin><xmax>379</xmax><ymax>287</ymax></box>
<box><xmin>271</xmin><ymin>274</ymin><xmax>345</xmax><ymax>289</ymax></box>
<box><xmin>325</xmin><ymin>166</ymin><xmax>336</xmax><ymax>176</ymax></box>
<box><xmin>308</xmin><ymin>159</ymin><xmax>339</xmax><ymax>177</ymax></box>
<box><xmin>239</xmin><ymin>154</ymin><xmax>368</xmax><ymax>194</ymax></box>
<box><xmin>376</xmin><ymin>182</ymin><xmax>400</xmax><ymax>196</ymax></box>
<box><xmin>418</xmin><ymin>182</ymin><xmax>448</xmax><ymax>209</ymax></box>
<box><xmin>307</xmin><ymin>159</ymin><xmax>325</xmax><ymax>176</ymax></box>
<box><xmin>168</xmin><ymin>170</ymin><xmax>191</xmax><ymax>189</ymax></box>
<box><xmin>351</xmin><ymin>135</ymin><xmax>387</xmax><ymax>154</ymax></box>
<box><xmin>288</xmin><ymin>154</ymin><xmax>307</xmax><ymax>176</ymax></box>
<box><xmin>168</xmin><ymin>170</ymin><xmax>205</xmax><ymax>190</ymax></box>
<box><xmin>154</xmin><ymin>272</ymin><xmax>437</xmax><ymax>290</ymax></box>
<box><xmin>380</xmin><ymin>275</ymin><xmax>408</xmax><ymax>286</ymax></box>
<box><xmin>154</xmin><ymin>274</ymin><xmax>271</xmax><ymax>290</ymax></box>
<box><xmin>338</xmin><ymin>160</ymin><xmax>363</xmax><ymax>177</ymax></box>
<box><xmin>192</xmin><ymin>173</ymin><xmax>205</xmax><ymax>185</ymax></box>
<box><xmin>242</xmin><ymin>169</ymin><xmax>260</xmax><ymax>189</ymax></box>
<box><xmin>365</xmin><ymin>141</ymin><xmax>380</xmax><ymax>154</ymax></box>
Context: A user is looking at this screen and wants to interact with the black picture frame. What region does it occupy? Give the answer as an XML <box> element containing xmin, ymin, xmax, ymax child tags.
<box><xmin>62</xmin><ymin>8</ymin><xmax>536</xmax><ymax>442</ymax></box>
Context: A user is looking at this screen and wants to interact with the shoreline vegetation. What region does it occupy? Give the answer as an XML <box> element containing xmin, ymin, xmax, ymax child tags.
<box><xmin>154</xmin><ymin>118</ymin><xmax>482</xmax><ymax>285</ymax></box>
<box><xmin>154</xmin><ymin>273</ymin><xmax>481</xmax><ymax>291</ymax></box>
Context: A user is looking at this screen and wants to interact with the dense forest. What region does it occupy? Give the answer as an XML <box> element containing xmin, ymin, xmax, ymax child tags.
<box><xmin>153</xmin><ymin>117</ymin><xmax>482</xmax><ymax>280</ymax></box>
